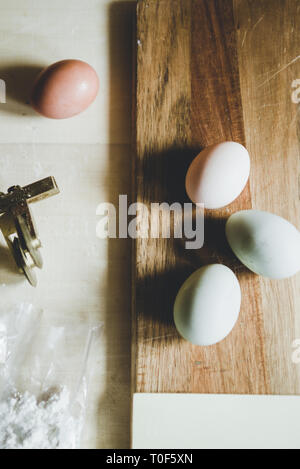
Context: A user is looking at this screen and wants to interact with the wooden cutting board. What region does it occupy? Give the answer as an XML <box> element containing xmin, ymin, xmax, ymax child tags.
<box><xmin>132</xmin><ymin>0</ymin><xmax>300</xmax><ymax>395</ymax></box>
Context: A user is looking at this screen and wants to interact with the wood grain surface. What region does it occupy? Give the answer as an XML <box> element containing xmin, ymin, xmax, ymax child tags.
<box><xmin>133</xmin><ymin>0</ymin><xmax>300</xmax><ymax>394</ymax></box>
<box><xmin>235</xmin><ymin>0</ymin><xmax>300</xmax><ymax>394</ymax></box>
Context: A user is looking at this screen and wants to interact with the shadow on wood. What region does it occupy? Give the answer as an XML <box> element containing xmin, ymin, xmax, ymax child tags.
<box><xmin>139</xmin><ymin>145</ymin><xmax>201</xmax><ymax>205</ymax></box>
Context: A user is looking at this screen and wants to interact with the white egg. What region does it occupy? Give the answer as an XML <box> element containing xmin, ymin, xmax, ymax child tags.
<box><xmin>185</xmin><ymin>141</ymin><xmax>250</xmax><ymax>209</ymax></box>
<box><xmin>173</xmin><ymin>264</ymin><xmax>241</xmax><ymax>346</ymax></box>
<box><xmin>226</xmin><ymin>210</ymin><xmax>300</xmax><ymax>279</ymax></box>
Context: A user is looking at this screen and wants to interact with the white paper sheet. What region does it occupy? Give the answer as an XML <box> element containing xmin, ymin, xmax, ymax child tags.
<box><xmin>132</xmin><ymin>393</ymin><xmax>300</xmax><ymax>449</ymax></box>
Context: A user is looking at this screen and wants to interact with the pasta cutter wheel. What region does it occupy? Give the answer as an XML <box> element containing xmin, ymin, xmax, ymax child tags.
<box><xmin>0</xmin><ymin>177</ymin><xmax>60</xmax><ymax>287</ymax></box>
<box><xmin>12</xmin><ymin>237</ymin><xmax>38</xmax><ymax>287</ymax></box>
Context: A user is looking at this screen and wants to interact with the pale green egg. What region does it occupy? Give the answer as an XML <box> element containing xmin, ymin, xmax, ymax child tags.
<box><xmin>174</xmin><ymin>264</ymin><xmax>241</xmax><ymax>346</ymax></box>
<box><xmin>226</xmin><ymin>210</ymin><xmax>300</xmax><ymax>279</ymax></box>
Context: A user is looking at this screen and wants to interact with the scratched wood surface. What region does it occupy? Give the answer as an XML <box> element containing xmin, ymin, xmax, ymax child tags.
<box><xmin>133</xmin><ymin>0</ymin><xmax>300</xmax><ymax>394</ymax></box>
<box><xmin>235</xmin><ymin>0</ymin><xmax>300</xmax><ymax>394</ymax></box>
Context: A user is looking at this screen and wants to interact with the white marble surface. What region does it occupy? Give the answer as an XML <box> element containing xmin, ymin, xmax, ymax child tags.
<box><xmin>0</xmin><ymin>0</ymin><xmax>134</xmax><ymax>448</ymax></box>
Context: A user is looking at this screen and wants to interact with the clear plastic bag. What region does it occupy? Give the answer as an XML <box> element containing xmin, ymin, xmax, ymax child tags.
<box><xmin>0</xmin><ymin>303</ymin><xmax>102</xmax><ymax>449</ymax></box>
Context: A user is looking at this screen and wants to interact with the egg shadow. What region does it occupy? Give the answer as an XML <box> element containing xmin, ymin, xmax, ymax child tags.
<box><xmin>136</xmin><ymin>256</ymin><xmax>195</xmax><ymax>327</ymax></box>
<box><xmin>136</xmin><ymin>210</ymin><xmax>251</xmax><ymax>329</ymax></box>
<box><xmin>0</xmin><ymin>64</ymin><xmax>45</xmax><ymax>116</ymax></box>
<box><xmin>180</xmin><ymin>214</ymin><xmax>244</xmax><ymax>269</ymax></box>
<box><xmin>139</xmin><ymin>145</ymin><xmax>201</xmax><ymax>204</ymax></box>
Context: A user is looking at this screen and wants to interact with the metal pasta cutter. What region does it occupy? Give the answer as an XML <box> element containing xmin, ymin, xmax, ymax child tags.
<box><xmin>0</xmin><ymin>177</ymin><xmax>60</xmax><ymax>287</ymax></box>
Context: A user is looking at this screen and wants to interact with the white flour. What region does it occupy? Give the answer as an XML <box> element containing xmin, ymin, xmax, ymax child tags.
<box><xmin>0</xmin><ymin>387</ymin><xmax>80</xmax><ymax>449</ymax></box>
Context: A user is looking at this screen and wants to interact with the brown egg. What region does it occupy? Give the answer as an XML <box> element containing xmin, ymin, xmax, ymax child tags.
<box><xmin>31</xmin><ymin>59</ymin><xmax>99</xmax><ymax>119</ymax></box>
